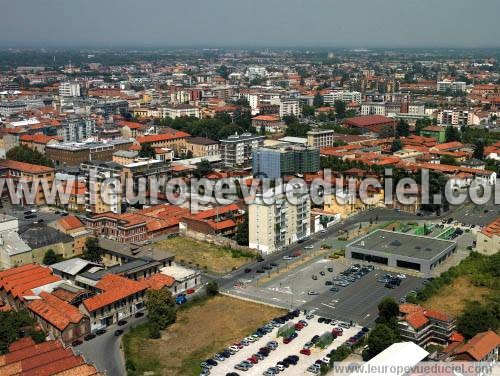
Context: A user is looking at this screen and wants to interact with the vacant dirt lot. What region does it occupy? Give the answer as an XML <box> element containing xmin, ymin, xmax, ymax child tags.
<box><xmin>124</xmin><ymin>295</ymin><xmax>285</xmax><ymax>376</ymax></box>
<box><xmin>423</xmin><ymin>276</ymin><xmax>492</xmax><ymax>317</ymax></box>
<box><xmin>154</xmin><ymin>237</ymin><xmax>255</xmax><ymax>274</ymax></box>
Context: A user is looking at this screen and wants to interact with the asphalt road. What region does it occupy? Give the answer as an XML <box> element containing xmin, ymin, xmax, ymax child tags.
<box><xmin>302</xmin><ymin>269</ymin><xmax>424</xmax><ymax>326</ymax></box>
<box><xmin>74</xmin><ymin>315</ymin><xmax>148</xmax><ymax>376</ymax></box>
<box><xmin>217</xmin><ymin>207</ymin><xmax>435</xmax><ymax>291</ymax></box>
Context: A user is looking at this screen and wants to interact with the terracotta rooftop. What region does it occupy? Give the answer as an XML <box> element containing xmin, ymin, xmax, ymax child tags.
<box><xmin>82</xmin><ymin>274</ymin><xmax>147</xmax><ymax>312</ymax></box>
<box><xmin>0</xmin><ymin>159</ymin><xmax>54</xmax><ymax>175</ymax></box>
<box><xmin>57</xmin><ymin>215</ymin><xmax>85</xmax><ymax>232</ymax></box>
<box><xmin>481</xmin><ymin>217</ymin><xmax>500</xmax><ymax>238</ymax></box>
<box><xmin>453</xmin><ymin>330</ymin><xmax>500</xmax><ymax>361</ymax></box>
<box><xmin>142</xmin><ymin>273</ymin><xmax>175</xmax><ymax>290</ymax></box>
<box><xmin>27</xmin><ymin>291</ymin><xmax>85</xmax><ymax>331</ymax></box>
<box><xmin>136</xmin><ymin>130</ymin><xmax>190</xmax><ymax>144</ymax></box>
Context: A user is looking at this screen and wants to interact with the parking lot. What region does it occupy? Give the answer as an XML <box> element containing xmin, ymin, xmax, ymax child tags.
<box><xmin>226</xmin><ymin>257</ymin><xmax>424</xmax><ymax>327</ymax></box>
<box><xmin>207</xmin><ymin>313</ymin><xmax>361</xmax><ymax>376</ymax></box>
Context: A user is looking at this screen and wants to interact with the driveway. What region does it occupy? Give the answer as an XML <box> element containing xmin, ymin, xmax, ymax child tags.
<box><xmin>73</xmin><ymin>315</ymin><xmax>148</xmax><ymax>376</ymax></box>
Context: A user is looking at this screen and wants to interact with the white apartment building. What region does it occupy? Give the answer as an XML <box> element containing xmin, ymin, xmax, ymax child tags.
<box><xmin>437</xmin><ymin>109</ymin><xmax>479</xmax><ymax>126</ymax></box>
<box><xmin>437</xmin><ymin>80</ymin><xmax>466</xmax><ymax>94</ymax></box>
<box><xmin>408</xmin><ymin>103</ymin><xmax>426</xmax><ymax>116</ymax></box>
<box><xmin>307</xmin><ymin>129</ymin><xmax>336</xmax><ymax>148</ymax></box>
<box><xmin>59</xmin><ymin>82</ymin><xmax>81</xmax><ymax>97</ymax></box>
<box><xmin>159</xmin><ymin>104</ymin><xmax>200</xmax><ymax>119</ymax></box>
<box><xmin>249</xmin><ymin>184</ymin><xmax>311</xmax><ymax>255</ymax></box>
<box><xmin>247</xmin><ymin>66</ymin><xmax>268</xmax><ymax>80</ymax></box>
<box><xmin>271</xmin><ymin>97</ymin><xmax>301</xmax><ymax>118</ymax></box>
<box><xmin>219</xmin><ymin>132</ymin><xmax>265</xmax><ymax>168</ymax></box>
<box><xmin>323</xmin><ymin>90</ymin><xmax>362</xmax><ymax>105</ymax></box>
<box><xmin>57</xmin><ymin>118</ymin><xmax>96</xmax><ymax>142</ymax></box>
<box><xmin>361</xmin><ymin>102</ymin><xmax>387</xmax><ymax>116</ymax></box>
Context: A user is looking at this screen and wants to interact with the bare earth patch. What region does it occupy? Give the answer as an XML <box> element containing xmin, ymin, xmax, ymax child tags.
<box><xmin>423</xmin><ymin>276</ymin><xmax>492</xmax><ymax>317</ymax></box>
<box><xmin>124</xmin><ymin>295</ymin><xmax>285</xmax><ymax>376</ymax></box>
<box><xmin>154</xmin><ymin>237</ymin><xmax>255</xmax><ymax>274</ymax></box>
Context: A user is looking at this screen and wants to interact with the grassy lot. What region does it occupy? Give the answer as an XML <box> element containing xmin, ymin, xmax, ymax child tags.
<box><xmin>123</xmin><ymin>295</ymin><xmax>285</xmax><ymax>376</ymax></box>
<box><xmin>410</xmin><ymin>252</ymin><xmax>499</xmax><ymax>316</ymax></box>
<box><xmin>154</xmin><ymin>237</ymin><xmax>255</xmax><ymax>274</ymax></box>
<box><xmin>423</xmin><ymin>276</ymin><xmax>493</xmax><ymax>316</ymax></box>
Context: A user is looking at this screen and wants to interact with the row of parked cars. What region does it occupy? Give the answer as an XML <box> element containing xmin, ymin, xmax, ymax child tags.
<box><xmin>203</xmin><ymin>310</ymin><xmax>302</xmax><ymax>375</ymax></box>
<box><xmin>305</xmin><ymin>326</ymin><xmax>369</xmax><ymax>374</ymax></box>
<box><xmin>377</xmin><ymin>272</ymin><xmax>406</xmax><ymax>289</ymax></box>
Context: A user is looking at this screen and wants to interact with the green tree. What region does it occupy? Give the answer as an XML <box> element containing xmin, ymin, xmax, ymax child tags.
<box><xmin>235</xmin><ymin>213</ymin><xmax>249</xmax><ymax>246</ymax></box>
<box><xmin>313</xmin><ymin>92</ymin><xmax>324</xmax><ymax>107</ymax></box>
<box><xmin>284</xmin><ymin>122</ymin><xmax>311</xmax><ymax>137</ymax></box>
<box><xmin>138</xmin><ymin>143</ymin><xmax>156</xmax><ymax>159</ymax></box>
<box><xmin>334</xmin><ymin>100</ymin><xmax>346</xmax><ymax>118</ymax></box>
<box><xmin>42</xmin><ymin>249</ymin><xmax>62</xmax><ymax>265</ymax></box>
<box><xmin>457</xmin><ymin>302</ymin><xmax>499</xmax><ymax>339</ymax></box>
<box><xmin>445</xmin><ymin>126</ymin><xmax>461</xmax><ymax>142</ymax></box>
<box><xmin>206</xmin><ymin>280</ymin><xmax>219</xmax><ymax>296</ymax></box>
<box><xmin>365</xmin><ymin>324</ymin><xmax>399</xmax><ymax>359</ymax></box>
<box><xmin>6</xmin><ymin>145</ymin><xmax>54</xmax><ymax>167</ymax></box>
<box><xmin>377</xmin><ymin>297</ymin><xmax>399</xmax><ymax>327</ymax></box>
<box><xmin>473</xmin><ymin>139</ymin><xmax>485</xmax><ymax>160</ymax></box>
<box><xmin>82</xmin><ymin>238</ymin><xmax>102</xmax><ymax>263</ymax></box>
<box><xmin>302</xmin><ymin>104</ymin><xmax>316</xmax><ymax>117</ymax></box>
<box><xmin>440</xmin><ymin>155</ymin><xmax>458</xmax><ymax>165</ymax></box>
<box><xmin>396</xmin><ymin>120</ymin><xmax>410</xmax><ymax>137</ymax></box>
<box><xmin>390</xmin><ymin>139</ymin><xmax>403</xmax><ymax>153</ymax></box>
<box><xmin>0</xmin><ymin>310</ymin><xmax>39</xmax><ymax>354</ymax></box>
<box><xmin>145</xmin><ymin>289</ymin><xmax>176</xmax><ymax>330</ymax></box>
<box><xmin>216</xmin><ymin>65</ymin><xmax>229</xmax><ymax>79</ymax></box>
<box><xmin>194</xmin><ymin>159</ymin><xmax>212</xmax><ymax>178</ymax></box>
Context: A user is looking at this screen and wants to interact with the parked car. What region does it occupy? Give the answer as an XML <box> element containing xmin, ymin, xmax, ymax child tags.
<box><xmin>135</xmin><ymin>311</ymin><xmax>145</xmax><ymax>318</ymax></box>
<box><xmin>71</xmin><ymin>339</ymin><xmax>82</xmax><ymax>346</ymax></box>
<box><xmin>84</xmin><ymin>333</ymin><xmax>96</xmax><ymax>341</ymax></box>
<box><xmin>114</xmin><ymin>329</ymin><xmax>124</xmax><ymax>336</ymax></box>
<box><xmin>96</xmin><ymin>329</ymin><xmax>106</xmax><ymax>335</ymax></box>
<box><xmin>117</xmin><ymin>319</ymin><xmax>128</xmax><ymax>326</ymax></box>
<box><xmin>300</xmin><ymin>348</ymin><xmax>311</xmax><ymax>355</ymax></box>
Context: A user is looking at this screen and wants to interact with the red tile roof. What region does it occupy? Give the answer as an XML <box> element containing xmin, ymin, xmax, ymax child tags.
<box><xmin>19</xmin><ymin>134</ymin><xmax>61</xmax><ymax>144</ymax></box>
<box><xmin>405</xmin><ymin>310</ymin><xmax>429</xmax><ymax>329</ymax></box>
<box><xmin>0</xmin><ymin>265</ymin><xmax>61</xmax><ymax>299</ymax></box>
<box><xmin>82</xmin><ymin>274</ymin><xmax>147</xmax><ymax>312</ymax></box>
<box><xmin>0</xmin><ymin>159</ymin><xmax>54</xmax><ymax>175</ymax></box>
<box><xmin>27</xmin><ymin>292</ymin><xmax>85</xmax><ymax>331</ymax></box>
<box><xmin>0</xmin><ymin>339</ymin><xmax>101</xmax><ymax>376</ymax></box>
<box><xmin>7</xmin><ymin>337</ymin><xmax>35</xmax><ymax>353</ymax></box>
<box><xmin>142</xmin><ymin>274</ymin><xmax>175</xmax><ymax>290</ymax></box>
<box><xmin>481</xmin><ymin>217</ymin><xmax>500</xmax><ymax>238</ymax></box>
<box><xmin>136</xmin><ymin>131</ymin><xmax>190</xmax><ymax>144</ymax></box>
<box><xmin>453</xmin><ymin>330</ymin><xmax>500</xmax><ymax>361</ymax></box>
<box><xmin>57</xmin><ymin>215</ymin><xmax>84</xmax><ymax>231</ymax></box>
<box><xmin>344</xmin><ymin>115</ymin><xmax>395</xmax><ymax>133</ymax></box>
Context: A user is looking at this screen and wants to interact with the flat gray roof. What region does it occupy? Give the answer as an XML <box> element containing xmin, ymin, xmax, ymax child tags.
<box><xmin>347</xmin><ymin>229</ymin><xmax>455</xmax><ymax>260</ymax></box>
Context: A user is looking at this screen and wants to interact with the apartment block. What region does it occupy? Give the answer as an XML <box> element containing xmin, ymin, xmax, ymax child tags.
<box><xmin>220</xmin><ymin>132</ymin><xmax>265</xmax><ymax>168</ymax></box>
<box><xmin>249</xmin><ymin>184</ymin><xmax>310</xmax><ymax>255</ymax></box>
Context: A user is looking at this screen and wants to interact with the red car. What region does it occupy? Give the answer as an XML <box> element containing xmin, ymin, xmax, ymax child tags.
<box><xmin>283</xmin><ymin>337</ymin><xmax>292</xmax><ymax>344</ymax></box>
<box><xmin>248</xmin><ymin>356</ymin><xmax>258</xmax><ymax>364</ymax></box>
<box><xmin>295</xmin><ymin>323</ymin><xmax>304</xmax><ymax>331</ymax></box>
<box><xmin>300</xmin><ymin>348</ymin><xmax>311</xmax><ymax>356</ymax></box>
<box><xmin>235</xmin><ymin>342</ymin><xmax>244</xmax><ymax>349</ymax></box>
<box><xmin>186</xmin><ymin>288</ymin><xmax>195</xmax><ymax>294</ymax></box>
<box><xmin>332</xmin><ymin>328</ymin><xmax>343</xmax><ymax>336</ymax></box>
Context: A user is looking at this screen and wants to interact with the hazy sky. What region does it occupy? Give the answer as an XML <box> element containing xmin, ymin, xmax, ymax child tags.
<box><xmin>1</xmin><ymin>0</ymin><xmax>499</xmax><ymax>48</ymax></box>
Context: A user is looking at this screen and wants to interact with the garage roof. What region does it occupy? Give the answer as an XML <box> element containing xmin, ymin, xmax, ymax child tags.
<box><xmin>347</xmin><ymin>230</ymin><xmax>456</xmax><ymax>260</ymax></box>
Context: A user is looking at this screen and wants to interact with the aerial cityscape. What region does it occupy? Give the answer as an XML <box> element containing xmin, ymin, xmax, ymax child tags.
<box><xmin>0</xmin><ymin>1</ymin><xmax>499</xmax><ymax>376</ymax></box>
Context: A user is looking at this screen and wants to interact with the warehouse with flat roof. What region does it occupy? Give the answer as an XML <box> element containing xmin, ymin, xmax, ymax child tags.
<box><xmin>346</xmin><ymin>230</ymin><xmax>457</xmax><ymax>273</ymax></box>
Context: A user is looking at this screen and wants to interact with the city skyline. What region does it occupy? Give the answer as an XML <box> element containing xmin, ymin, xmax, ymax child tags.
<box><xmin>1</xmin><ymin>0</ymin><xmax>499</xmax><ymax>48</ymax></box>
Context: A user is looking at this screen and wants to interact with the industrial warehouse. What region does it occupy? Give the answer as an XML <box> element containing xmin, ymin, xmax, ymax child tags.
<box><xmin>345</xmin><ymin>230</ymin><xmax>457</xmax><ymax>273</ymax></box>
